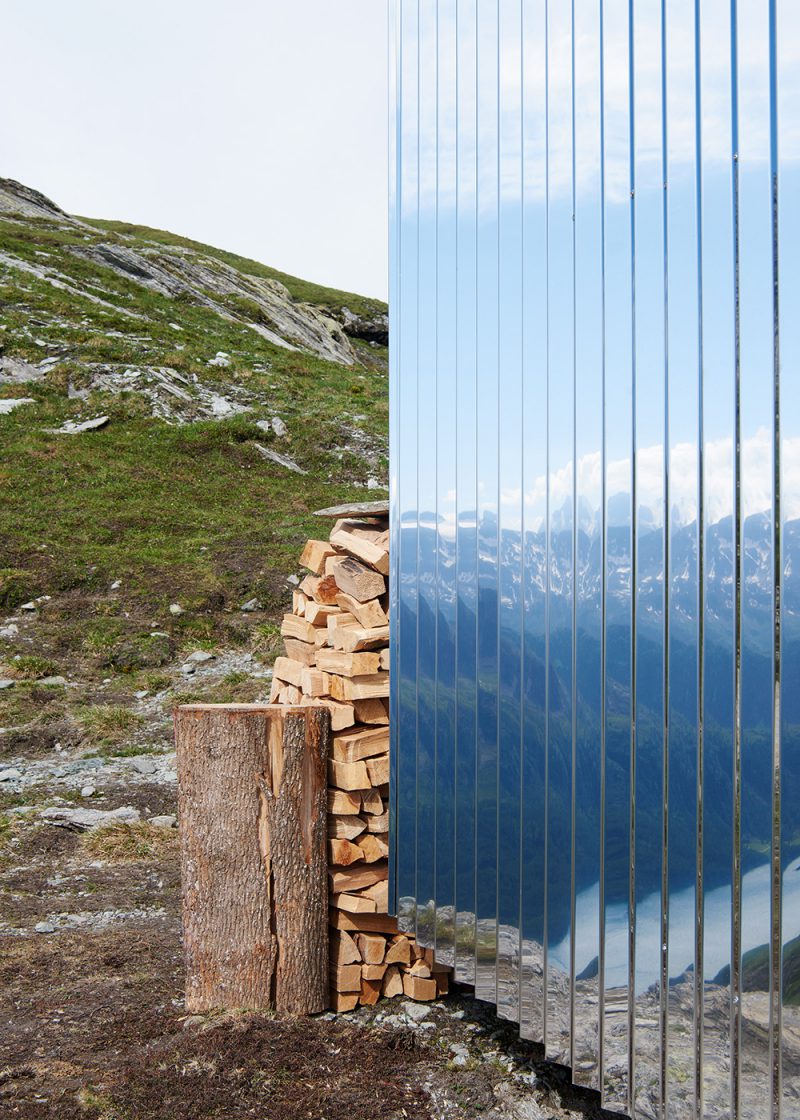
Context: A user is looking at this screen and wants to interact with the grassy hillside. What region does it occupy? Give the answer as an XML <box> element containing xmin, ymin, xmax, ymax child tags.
<box><xmin>0</xmin><ymin>186</ymin><xmax>388</xmax><ymax>679</ymax></box>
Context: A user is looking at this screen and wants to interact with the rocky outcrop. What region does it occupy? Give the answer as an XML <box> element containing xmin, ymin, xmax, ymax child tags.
<box><xmin>0</xmin><ymin>178</ymin><xmax>364</xmax><ymax>367</ymax></box>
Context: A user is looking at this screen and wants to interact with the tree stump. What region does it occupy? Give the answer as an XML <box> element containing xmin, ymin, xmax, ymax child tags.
<box><xmin>174</xmin><ymin>704</ymin><xmax>330</xmax><ymax>1015</ymax></box>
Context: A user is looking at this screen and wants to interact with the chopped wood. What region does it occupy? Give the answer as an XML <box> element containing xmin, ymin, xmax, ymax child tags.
<box><xmin>361</xmin><ymin>962</ymin><xmax>387</xmax><ymax>981</ymax></box>
<box><xmin>300</xmin><ymin>668</ymin><xmax>330</xmax><ymax>698</ymax></box>
<box><xmin>331</xmin><ymin>726</ymin><xmax>390</xmax><ymax>764</ymax></box>
<box><xmin>366</xmin><ymin>811</ymin><xmax>390</xmax><ymax>833</ymax></box>
<box><xmin>329</xmin><ymin>862</ymin><xmax>388</xmax><ymax>894</ymax></box>
<box><xmin>329</xmin><ymin>908</ymin><xmax>399</xmax><ymax>934</ymax></box>
<box><xmin>331</xmin><ymin>892</ymin><xmax>377</xmax><ymax>913</ymax></box>
<box><xmin>300</xmin><ymin>573</ymin><xmax>340</xmax><ymax>605</ymax></box>
<box><xmin>360</xmin><ymin>879</ymin><xmax>389</xmax><ymax>912</ymax></box>
<box><xmin>337</xmin><ymin>624</ymin><xmax>390</xmax><ymax>654</ymax></box>
<box><xmin>365</xmin><ymin>753</ymin><xmax>390</xmax><ymax>787</ymax></box>
<box><xmin>409</xmin><ymin>958</ymin><xmax>432</xmax><ymax>979</ymax></box>
<box><xmin>327</xmin><ymin>757</ymin><xmax>370</xmax><ymax>792</ymax></box>
<box><xmin>281</xmin><ymin>614</ymin><xmax>327</xmax><ymax>646</ymax></box>
<box><xmin>278</xmin><ymin>684</ymin><xmax>302</xmax><ymax>705</ymax></box>
<box><xmin>305</xmin><ymin>601</ymin><xmax>341</xmax><ymax>627</ymax></box>
<box><xmin>359</xmin><ymin>977</ymin><xmax>383</xmax><ymax>1006</ymax></box>
<box><xmin>329</xmin><ymin>929</ymin><xmax>361</xmax><ymax>965</ymax></box>
<box><xmin>282</xmin><ymin>638</ymin><xmax>318</xmax><ymax>666</ymax></box>
<box><xmin>303</xmin><ymin>697</ymin><xmax>355</xmax><ymax>731</ymax></box>
<box><xmin>360</xmin><ymin>788</ymin><xmax>384</xmax><ymax>815</ymax></box>
<box><xmin>382</xmin><ymin>964</ymin><xmax>404</xmax><ymax>998</ymax></box>
<box><xmin>330</xmin><ymin>990</ymin><xmax>360</xmax><ymax>1012</ymax></box>
<box><xmin>269</xmin><ymin>676</ymin><xmax>281</xmax><ymax>703</ymax></box>
<box><xmin>435</xmin><ymin>972</ymin><xmax>449</xmax><ymax>995</ymax></box>
<box><xmin>353</xmin><ymin>697</ymin><xmax>390</xmax><ymax>725</ymax></box>
<box><xmin>402</xmin><ymin>974</ymin><xmax>437</xmax><ymax>1001</ymax></box>
<box><xmin>379</xmin><ymin>648</ymin><xmax>390</xmax><ymax>671</ymax></box>
<box><xmin>315</xmin><ymin>649</ymin><xmax>381</xmax><ymax>678</ymax></box>
<box><xmin>327</xmin><ymin>814</ymin><xmax>367</xmax><ymax>841</ymax></box>
<box><xmin>330</xmin><ymin>523</ymin><xmax>390</xmax><ymax>575</ymax></box>
<box><xmin>332</xmin><ymin>556</ymin><xmax>387</xmax><ymax>603</ymax></box>
<box><xmin>334</xmin><ymin>591</ymin><xmax>388</xmax><ymax>629</ymax></box>
<box><xmin>330</xmin><ymin>517</ymin><xmax>386</xmax><ymax>542</ymax></box>
<box><xmin>330</xmin><ymin>672</ymin><xmax>390</xmax><ymax>702</ymax></box>
<box><xmin>324</xmin><ymin>554</ymin><xmax>346</xmax><ymax>578</ymax></box>
<box><xmin>356</xmin><ymin>833</ymin><xmax>387</xmax><ymax>863</ymax></box>
<box><xmin>273</xmin><ymin>656</ymin><xmax>305</xmax><ymax>688</ymax></box>
<box><xmin>292</xmin><ymin>590</ymin><xmax>307</xmax><ymax>616</ymax></box>
<box><xmin>327</xmin><ymin>788</ymin><xmax>362</xmax><ymax>815</ymax></box>
<box><xmin>330</xmin><ymin>961</ymin><xmax>362</xmax><ymax>992</ymax></box>
<box><xmin>356</xmin><ymin>932</ymin><xmax>386</xmax><ymax>964</ymax></box>
<box><xmin>410</xmin><ymin>940</ymin><xmax>426</xmax><ymax>961</ymax></box>
<box><xmin>328</xmin><ymin>839</ymin><xmax>364</xmax><ymax>866</ymax></box>
<box><xmin>384</xmin><ymin>936</ymin><xmax>411</xmax><ymax>966</ymax></box>
<box><xmin>299</xmin><ymin>538</ymin><xmax>337</xmax><ymax>575</ymax></box>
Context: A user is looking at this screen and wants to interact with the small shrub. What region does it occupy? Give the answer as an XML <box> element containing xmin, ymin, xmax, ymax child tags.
<box><xmin>9</xmin><ymin>655</ymin><xmax>58</xmax><ymax>680</ymax></box>
<box><xmin>83</xmin><ymin>821</ymin><xmax>177</xmax><ymax>862</ymax></box>
<box><xmin>78</xmin><ymin>705</ymin><xmax>142</xmax><ymax>744</ymax></box>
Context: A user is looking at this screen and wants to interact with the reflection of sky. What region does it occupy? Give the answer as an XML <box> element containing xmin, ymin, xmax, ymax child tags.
<box><xmin>553</xmin><ymin>857</ymin><xmax>800</xmax><ymax>994</ymax></box>
<box><xmin>408</xmin><ymin>0</ymin><xmax>800</xmax><ymax>215</ymax></box>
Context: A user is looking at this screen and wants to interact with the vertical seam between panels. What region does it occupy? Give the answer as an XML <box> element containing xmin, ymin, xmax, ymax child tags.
<box><xmin>598</xmin><ymin>0</ymin><xmax>608</xmax><ymax>1097</ymax></box>
<box><xmin>543</xmin><ymin>0</ymin><xmax>551</xmax><ymax>1050</ymax></box>
<box><xmin>569</xmin><ymin>0</ymin><xmax>578</xmax><ymax>1073</ymax></box>
<box><xmin>694</xmin><ymin>0</ymin><xmax>706</xmax><ymax>1114</ymax></box>
<box><xmin>730</xmin><ymin>2</ymin><xmax>742</xmax><ymax>1114</ymax></box>
<box><xmin>660</xmin><ymin>1</ymin><xmax>670</xmax><ymax>1115</ymax></box>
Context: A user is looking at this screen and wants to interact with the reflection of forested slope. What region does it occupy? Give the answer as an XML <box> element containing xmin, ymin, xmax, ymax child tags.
<box><xmin>397</xmin><ymin>513</ymin><xmax>800</xmax><ymax>940</ymax></box>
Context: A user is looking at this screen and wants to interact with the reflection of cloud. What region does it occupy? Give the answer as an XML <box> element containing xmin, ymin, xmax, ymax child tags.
<box><xmin>404</xmin><ymin>0</ymin><xmax>800</xmax><ymax>216</ymax></box>
<box><xmin>505</xmin><ymin>429</ymin><xmax>798</xmax><ymax>532</ymax></box>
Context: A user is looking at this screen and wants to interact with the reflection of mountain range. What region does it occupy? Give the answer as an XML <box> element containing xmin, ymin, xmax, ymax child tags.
<box><xmin>397</xmin><ymin>504</ymin><xmax>800</xmax><ymax>943</ymax></box>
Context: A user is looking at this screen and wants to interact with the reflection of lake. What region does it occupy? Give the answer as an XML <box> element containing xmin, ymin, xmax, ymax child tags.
<box><xmin>551</xmin><ymin>857</ymin><xmax>800</xmax><ymax>993</ymax></box>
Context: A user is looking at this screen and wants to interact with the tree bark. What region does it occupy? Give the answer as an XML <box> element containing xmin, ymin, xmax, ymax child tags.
<box><xmin>175</xmin><ymin>703</ymin><xmax>330</xmax><ymax>1015</ymax></box>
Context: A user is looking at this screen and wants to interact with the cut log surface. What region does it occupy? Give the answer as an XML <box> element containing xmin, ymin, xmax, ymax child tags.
<box><xmin>315</xmin><ymin>649</ymin><xmax>381</xmax><ymax>678</ymax></box>
<box><xmin>333</xmin><ymin>556</ymin><xmax>387</xmax><ymax>603</ymax></box>
<box><xmin>176</xmin><ymin>705</ymin><xmax>330</xmax><ymax>1016</ymax></box>
<box><xmin>299</xmin><ymin>539</ymin><xmax>337</xmax><ymax>575</ymax></box>
<box><xmin>332</xmin><ymin>726</ymin><xmax>390</xmax><ymax>763</ymax></box>
<box><xmin>330</xmin><ymin>524</ymin><xmax>390</xmax><ymax>575</ymax></box>
<box><xmin>352</xmin><ymin>697</ymin><xmax>390</xmax><ymax>725</ymax></box>
<box><xmin>334</xmin><ymin>592</ymin><xmax>389</xmax><ymax>630</ymax></box>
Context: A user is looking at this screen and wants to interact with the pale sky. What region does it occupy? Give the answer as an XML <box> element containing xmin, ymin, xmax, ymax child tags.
<box><xmin>0</xmin><ymin>0</ymin><xmax>389</xmax><ymax>300</ymax></box>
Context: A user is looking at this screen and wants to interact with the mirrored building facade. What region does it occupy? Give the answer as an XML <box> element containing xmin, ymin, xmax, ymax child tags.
<box><xmin>387</xmin><ymin>1</ymin><xmax>798</xmax><ymax>1116</ymax></box>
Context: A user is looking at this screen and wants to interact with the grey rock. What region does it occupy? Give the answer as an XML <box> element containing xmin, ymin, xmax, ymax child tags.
<box><xmin>169</xmin><ymin>603</ymin><xmax>184</xmax><ymax>616</ymax></box>
<box><xmin>80</xmin><ymin>785</ymin><xmax>96</xmax><ymax>798</ymax></box>
<box><xmin>181</xmin><ymin>663</ymin><xmax>196</xmax><ymax>675</ymax></box>
<box><xmin>0</xmin><ymin>623</ymin><xmax>19</xmax><ymax>639</ymax></box>
<box><xmin>271</xmin><ymin>416</ymin><xmax>287</xmax><ymax>437</ymax></box>
<box><xmin>0</xmin><ymin>397</ymin><xmax>35</xmax><ymax>414</ymax></box>
<box><xmin>252</xmin><ymin>442</ymin><xmax>307</xmax><ymax>475</ymax></box>
<box><xmin>313</xmin><ymin>500</ymin><xmax>389</xmax><ymax>519</ymax></box>
<box><xmin>38</xmin><ymin>676</ymin><xmax>67</xmax><ymax>687</ymax></box>
<box><xmin>134</xmin><ymin>690</ymin><xmax>149</xmax><ymax>699</ymax></box>
<box><xmin>0</xmin><ymin>680</ymin><xmax>15</xmax><ymax>690</ymax></box>
<box><xmin>0</xmin><ymin>355</ymin><xmax>43</xmax><ymax>384</ymax></box>
<box><xmin>43</xmin><ymin>415</ymin><xmax>109</xmax><ymax>435</ymax></box>
<box><xmin>19</xmin><ymin>601</ymin><xmax>37</xmax><ymax>611</ymax></box>
<box><xmin>207</xmin><ymin>351</ymin><xmax>231</xmax><ymax>368</ymax></box>
<box><xmin>0</xmin><ymin>768</ymin><xmax>22</xmax><ymax>782</ymax></box>
<box><xmin>401</xmin><ymin>1001</ymin><xmax>433</xmax><ymax>1023</ymax></box>
<box><xmin>34</xmin><ymin>921</ymin><xmax>57</xmax><ymax>934</ymax></box>
<box><xmin>240</xmin><ymin>598</ymin><xmax>262</xmax><ymax>612</ymax></box>
<box><xmin>131</xmin><ymin>757</ymin><xmax>157</xmax><ymax>775</ymax></box>
<box><xmin>186</xmin><ymin>650</ymin><xmax>215</xmax><ymax>663</ymax></box>
<box><xmin>40</xmin><ymin>805</ymin><xmax>140</xmax><ymax>830</ymax></box>
<box><xmin>287</xmin><ymin>574</ymin><xmax>300</xmax><ymax>586</ymax></box>
<box><xmin>149</xmin><ymin>814</ymin><xmax>177</xmax><ymax>829</ymax></box>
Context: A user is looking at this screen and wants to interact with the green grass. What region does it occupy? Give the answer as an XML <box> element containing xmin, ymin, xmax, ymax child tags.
<box><xmin>77</xmin><ymin>705</ymin><xmax>143</xmax><ymax>745</ymax></box>
<box><xmin>0</xmin><ymin>200</ymin><xmax>388</xmax><ymax>669</ymax></box>
<box><xmin>82</xmin><ymin>821</ymin><xmax>178</xmax><ymax>863</ymax></box>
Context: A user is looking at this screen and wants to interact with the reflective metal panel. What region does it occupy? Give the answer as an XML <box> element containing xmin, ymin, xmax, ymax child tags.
<box><xmin>435</xmin><ymin>0</ymin><xmax>458</xmax><ymax>971</ymax></box>
<box><xmin>389</xmin><ymin>3</ymin><xmax>796</xmax><ymax>1115</ymax></box>
<box><xmin>474</xmin><ymin>0</ymin><xmax>500</xmax><ymax>1005</ymax></box>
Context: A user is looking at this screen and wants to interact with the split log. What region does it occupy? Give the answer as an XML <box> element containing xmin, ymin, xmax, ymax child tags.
<box><xmin>175</xmin><ymin>704</ymin><xmax>330</xmax><ymax>1016</ymax></box>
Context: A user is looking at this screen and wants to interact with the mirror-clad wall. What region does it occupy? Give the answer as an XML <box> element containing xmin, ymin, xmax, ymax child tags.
<box><xmin>388</xmin><ymin>2</ymin><xmax>798</xmax><ymax>1116</ymax></box>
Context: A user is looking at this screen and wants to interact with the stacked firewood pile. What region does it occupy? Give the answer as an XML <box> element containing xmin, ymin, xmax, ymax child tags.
<box><xmin>270</xmin><ymin>504</ymin><xmax>450</xmax><ymax>1011</ymax></box>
